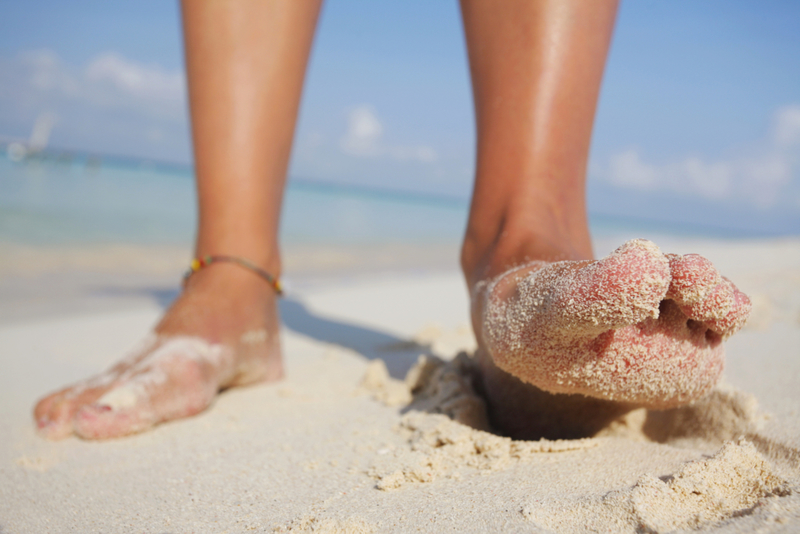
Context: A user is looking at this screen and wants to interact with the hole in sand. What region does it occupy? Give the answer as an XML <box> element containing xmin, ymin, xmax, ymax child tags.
<box><xmin>364</xmin><ymin>350</ymin><xmax>768</xmax><ymax>446</ymax></box>
<box><xmin>360</xmin><ymin>347</ymin><xmax>797</xmax><ymax>530</ymax></box>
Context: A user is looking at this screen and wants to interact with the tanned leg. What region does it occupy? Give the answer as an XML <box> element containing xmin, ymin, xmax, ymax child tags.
<box><xmin>34</xmin><ymin>0</ymin><xmax>322</xmax><ymax>439</ymax></box>
<box><xmin>459</xmin><ymin>0</ymin><xmax>751</xmax><ymax>439</ymax></box>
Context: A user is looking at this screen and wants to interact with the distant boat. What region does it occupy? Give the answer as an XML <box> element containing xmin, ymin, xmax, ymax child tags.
<box><xmin>6</xmin><ymin>112</ymin><xmax>57</xmax><ymax>162</ymax></box>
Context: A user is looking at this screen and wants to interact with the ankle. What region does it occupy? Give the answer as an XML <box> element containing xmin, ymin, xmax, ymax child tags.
<box><xmin>461</xmin><ymin>210</ymin><xmax>592</xmax><ymax>288</ymax></box>
<box><xmin>158</xmin><ymin>262</ymin><xmax>280</xmax><ymax>341</ymax></box>
<box><xmin>184</xmin><ymin>260</ymin><xmax>279</xmax><ymax>294</ymax></box>
<box><xmin>194</xmin><ymin>238</ymin><xmax>282</xmax><ymax>281</ymax></box>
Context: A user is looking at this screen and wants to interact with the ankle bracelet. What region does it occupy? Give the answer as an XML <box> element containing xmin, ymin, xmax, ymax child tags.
<box><xmin>183</xmin><ymin>255</ymin><xmax>283</xmax><ymax>296</ymax></box>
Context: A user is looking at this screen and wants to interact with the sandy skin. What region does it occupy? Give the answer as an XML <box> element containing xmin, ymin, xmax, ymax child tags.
<box><xmin>473</xmin><ymin>239</ymin><xmax>751</xmax><ymax>440</ymax></box>
<box><xmin>480</xmin><ymin>239</ymin><xmax>750</xmax><ymax>407</ymax></box>
<box><xmin>34</xmin><ymin>263</ymin><xmax>283</xmax><ymax>440</ymax></box>
<box><xmin>34</xmin><ymin>239</ymin><xmax>750</xmax><ymax>440</ymax></box>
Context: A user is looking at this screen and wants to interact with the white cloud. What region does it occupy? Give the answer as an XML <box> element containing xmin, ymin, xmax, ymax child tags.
<box><xmin>2</xmin><ymin>49</ymin><xmax>186</xmax><ymax>120</ymax></box>
<box><xmin>84</xmin><ymin>52</ymin><xmax>184</xmax><ymax>105</ymax></box>
<box><xmin>603</xmin><ymin>105</ymin><xmax>800</xmax><ymax>208</ymax></box>
<box><xmin>23</xmin><ymin>50</ymin><xmax>79</xmax><ymax>95</ymax></box>
<box><xmin>608</xmin><ymin>150</ymin><xmax>658</xmax><ymax>189</ymax></box>
<box><xmin>0</xmin><ymin>49</ymin><xmax>189</xmax><ymax>161</ymax></box>
<box><xmin>340</xmin><ymin>105</ymin><xmax>383</xmax><ymax>156</ymax></box>
<box><xmin>339</xmin><ymin>104</ymin><xmax>437</xmax><ymax>163</ymax></box>
<box><xmin>774</xmin><ymin>105</ymin><xmax>800</xmax><ymax>148</ymax></box>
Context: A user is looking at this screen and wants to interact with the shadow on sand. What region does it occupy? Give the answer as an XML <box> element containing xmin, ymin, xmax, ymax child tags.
<box><xmin>91</xmin><ymin>285</ymin><xmax>425</xmax><ymax>379</ymax></box>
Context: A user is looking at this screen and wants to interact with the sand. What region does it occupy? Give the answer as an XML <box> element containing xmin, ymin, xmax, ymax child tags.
<box><xmin>1</xmin><ymin>236</ymin><xmax>799</xmax><ymax>532</ymax></box>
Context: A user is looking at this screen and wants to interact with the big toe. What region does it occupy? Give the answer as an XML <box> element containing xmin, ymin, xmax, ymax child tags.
<box><xmin>548</xmin><ymin>238</ymin><xmax>671</xmax><ymax>333</ymax></box>
<box><xmin>35</xmin><ymin>383</ymin><xmax>110</xmax><ymax>440</ymax></box>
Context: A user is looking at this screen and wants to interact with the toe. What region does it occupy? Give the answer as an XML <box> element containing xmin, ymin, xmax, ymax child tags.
<box><xmin>73</xmin><ymin>355</ymin><xmax>219</xmax><ymax>440</ymax></box>
<box><xmin>699</xmin><ymin>278</ymin><xmax>752</xmax><ymax>337</ymax></box>
<box><xmin>667</xmin><ymin>252</ymin><xmax>752</xmax><ymax>337</ymax></box>
<box><xmin>548</xmin><ymin>239</ymin><xmax>671</xmax><ymax>333</ymax></box>
<box><xmin>666</xmin><ymin>253</ymin><xmax>720</xmax><ymax>306</ymax></box>
<box><xmin>483</xmin><ymin>239</ymin><xmax>671</xmax><ymax>373</ymax></box>
<box><xmin>74</xmin><ymin>397</ymin><xmax>156</xmax><ymax>440</ymax></box>
<box><xmin>34</xmin><ymin>384</ymin><xmax>110</xmax><ymax>439</ymax></box>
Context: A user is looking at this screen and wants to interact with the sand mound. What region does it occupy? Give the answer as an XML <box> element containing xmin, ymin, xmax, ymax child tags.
<box><xmin>362</xmin><ymin>353</ymin><xmax>598</xmax><ymax>490</ymax></box>
<box><xmin>370</xmin><ymin>411</ymin><xmax>599</xmax><ymax>491</ymax></box>
<box><xmin>631</xmin><ymin>438</ymin><xmax>790</xmax><ymax>532</ymax></box>
<box><xmin>524</xmin><ymin>438</ymin><xmax>791</xmax><ymax>533</ymax></box>
<box><xmin>360</xmin><ymin>352</ymin><xmax>489</xmax><ymax>429</ymax></box>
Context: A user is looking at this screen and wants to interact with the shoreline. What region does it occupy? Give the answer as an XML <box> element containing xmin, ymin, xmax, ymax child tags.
<box><xmin>2</xmin><ymin>234</ymin><xmax>797</xmax><ymax>326</ymax></box>
<box><xmin>0</xmin><ymin>240</ymin><xmax>461</xmax><ymax>325</ymax></box>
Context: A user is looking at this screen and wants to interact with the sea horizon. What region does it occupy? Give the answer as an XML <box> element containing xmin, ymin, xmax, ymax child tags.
<box><xmin>1</xmin><ymin>148</ymin><xmax>796</xmax><ymax>251</ymax></box>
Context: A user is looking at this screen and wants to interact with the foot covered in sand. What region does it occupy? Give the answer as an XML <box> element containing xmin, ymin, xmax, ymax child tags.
<box><xmin>478</xmin><ymin>239</ymin><xmax>751</xmax><ymax>409</ymax></box>
<box><xmin>34</xmin><ymin>264</ymin><xmax>283</xmax><ymax>440</ymax></box>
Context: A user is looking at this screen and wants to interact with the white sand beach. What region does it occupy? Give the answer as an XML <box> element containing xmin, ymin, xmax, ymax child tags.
<box><xmin>1</xmin><ymin>236</ymin><xmax>799</xmax><ymax>533</ymax></box>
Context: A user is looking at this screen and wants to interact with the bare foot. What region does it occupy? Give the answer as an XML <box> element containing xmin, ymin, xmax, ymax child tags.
<box><xmin>34</xmin><ymin>264</ymin><xmax>283</xmax><ymax>440</ymax></box>
<box><xmin>472</xmin><ymin>239</ymin><xmax>751</xmax><ymax>439</ymax></box>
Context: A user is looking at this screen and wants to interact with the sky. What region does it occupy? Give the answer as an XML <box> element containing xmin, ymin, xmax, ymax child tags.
<box><xmin>1</xmin><ymin>0</ymin><xmax>799</xmax><ymax>235</ymax></box>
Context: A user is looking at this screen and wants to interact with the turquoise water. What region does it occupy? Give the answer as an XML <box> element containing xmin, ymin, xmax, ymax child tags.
<box><xmin>0</xmin><ymin>154</ymin><xmax>470</xmax><ymax>247</ymax></box>
<box><xmin>0</xmin><ymin>155</ymin><xmax>195</xmax><ymax>245</ymax></box>
<box><xmin>0</xmin><ymin>153</ymin><xmax>758</xmax><ymax>248</ymax></box>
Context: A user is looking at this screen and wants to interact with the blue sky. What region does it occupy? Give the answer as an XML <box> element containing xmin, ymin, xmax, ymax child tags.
<box><xmin>1</xmin><ymin>1</ymin><xmax>799</xmax><ymax>234</ymax></box>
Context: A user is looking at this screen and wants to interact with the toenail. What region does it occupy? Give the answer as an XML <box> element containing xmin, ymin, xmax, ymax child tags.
<box><xmin>91</xmin><ymin>404</ymin><xmax>113</xmax><ymax>413</ymax></box>
<box><xmin>36</xmin><ymin>418</ymin><xmax>52</xmax><ymax>429</ymax></box>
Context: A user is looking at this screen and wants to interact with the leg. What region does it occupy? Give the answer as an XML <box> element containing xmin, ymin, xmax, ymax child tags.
<box><xmin>459</xmin><ymin>0</ymin><xmax>613</xmax><ymax>283</ymax></box>
<box><xmin>34</xmin><ymin>0</ymin><xmax>322</xmax><ymax>439</ymax></box>
<box><xmin>459</xmin><ymin>0</ymin><xmax>751</xmax><ymax>439</ymax></box>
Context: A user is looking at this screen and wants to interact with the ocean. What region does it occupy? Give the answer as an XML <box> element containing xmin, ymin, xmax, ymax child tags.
<box><xmin>0</xmin><ymin>152</ymin><xmax>762</xmax><ymax>250</ymax></box>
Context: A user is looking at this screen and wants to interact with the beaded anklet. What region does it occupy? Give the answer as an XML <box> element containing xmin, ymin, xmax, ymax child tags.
<box><xmin>183</xmin><ymin>255</ymin><xmax>283</xmax><ymax>296</ymax></box>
